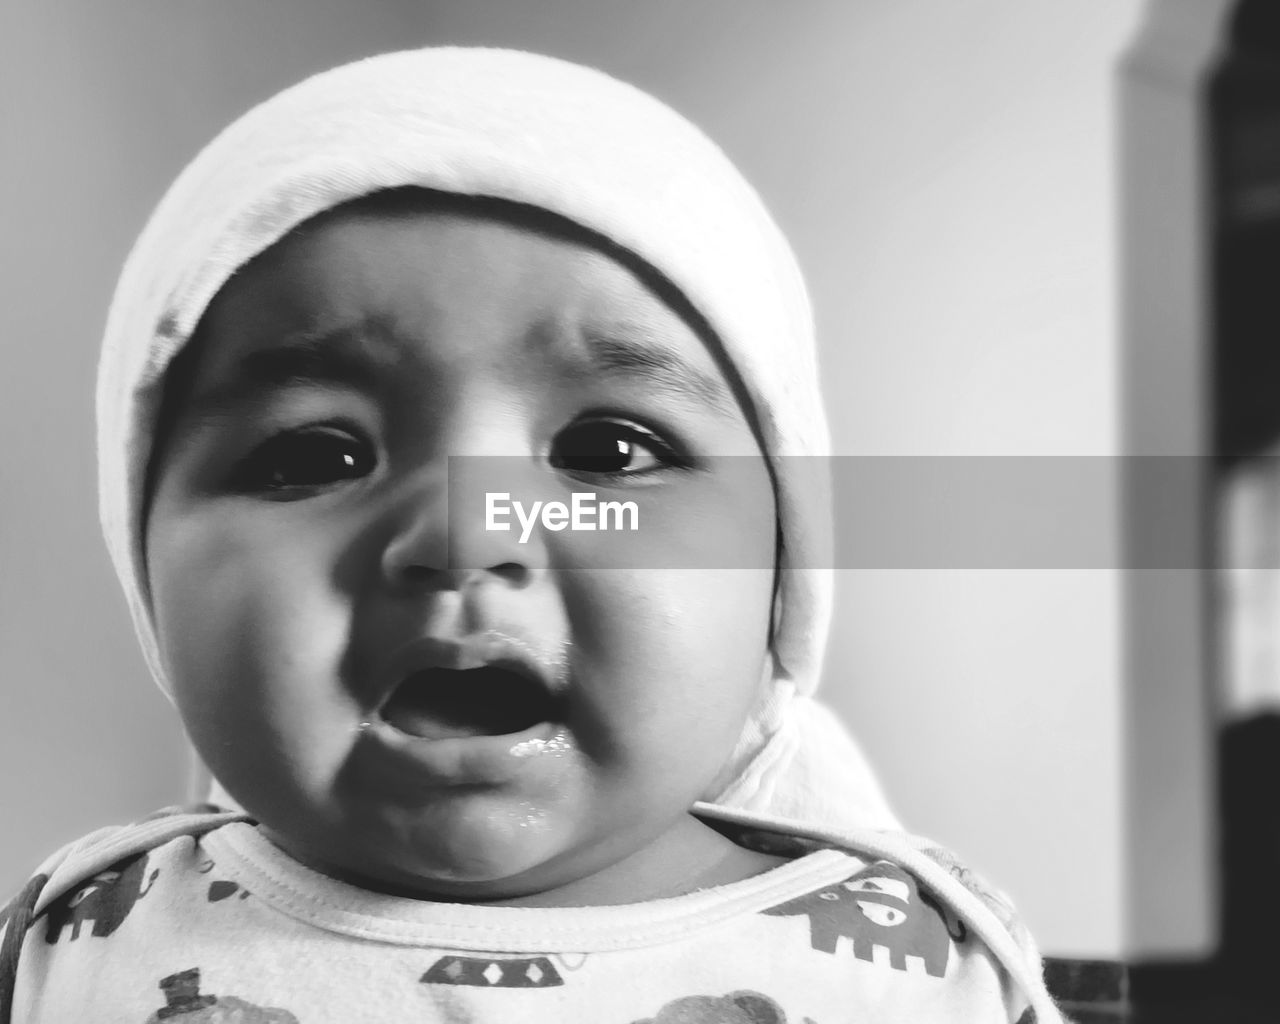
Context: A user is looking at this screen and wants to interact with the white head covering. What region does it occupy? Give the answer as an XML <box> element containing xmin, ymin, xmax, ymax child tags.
<box><xmin>97</xmin><ymin>47</ymin><xmax>898</xmax><ymax>832</ymax></box>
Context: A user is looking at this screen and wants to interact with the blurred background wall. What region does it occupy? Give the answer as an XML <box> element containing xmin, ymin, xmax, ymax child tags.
<box><xmin>1</xmin><ymin>0</ymin><xmax>1145</xmax><ymax>958</ymax></box>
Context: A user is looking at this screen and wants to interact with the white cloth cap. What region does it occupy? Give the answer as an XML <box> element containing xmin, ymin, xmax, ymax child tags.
<box><xmin>96</xmin><ymin>47</ymin><xmax>898</xmax><ymax>832</ymax></box>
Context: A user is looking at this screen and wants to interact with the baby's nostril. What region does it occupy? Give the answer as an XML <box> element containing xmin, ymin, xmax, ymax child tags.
<box><xmin>488</xmin><ymin>561</ymin><xmax>531</xmax><ymax>586</ymax></box>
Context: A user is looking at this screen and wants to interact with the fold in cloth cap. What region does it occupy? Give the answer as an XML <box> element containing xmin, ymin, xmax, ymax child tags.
<box><xmin>96</xmin><ymin>46</ymin><xmax>898</xmax><ymax>832</ymax></box>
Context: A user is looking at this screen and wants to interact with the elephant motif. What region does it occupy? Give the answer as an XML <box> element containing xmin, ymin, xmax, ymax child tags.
<box><xmin>630</xmin><ymin>989</ymin><xmax>802</xmax><ymax>1024</ymax></box>
<box><xmin>196</xmin><ymin>854</ymin><xmax>250</xmax><ymax>903</ymax></box>
<box><xmin>44</xmin><ymin>854</ymin><xmax>158</xmax><ymax>944</ymax></box>
<box><xmin>761</xmin><ymin>861</ymin><xmax>964</xmax><ymax>978</ymax></box>
<box><xmin>207</xmin><ymin>881</ymin><xmax>249</xmax><ymax>903</ymax></box>
<box><xmin>143</xmin><ymin>968</ymin><xmax>299</xmax><ymax>1023</ymax></box>
<box><xmin>0</xmin><ymin>873</ymin><xmax>47</xmax><ymax>942</ymax></box>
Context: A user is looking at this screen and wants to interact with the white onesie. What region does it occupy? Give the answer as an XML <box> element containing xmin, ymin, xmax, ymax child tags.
<box><xmin>1</xmin><ymin>808</ymin><xmax>1051</xmax><ymax>1023</ymax></box>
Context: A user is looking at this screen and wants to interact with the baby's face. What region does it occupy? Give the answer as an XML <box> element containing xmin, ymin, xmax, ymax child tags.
<box><xmin>146</xmin><ymin>200</ymin><xmax>776</xmax><ymax>902</ymax></box>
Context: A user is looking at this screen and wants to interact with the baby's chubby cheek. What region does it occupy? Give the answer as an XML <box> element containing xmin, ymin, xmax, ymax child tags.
<box><xmin>148</xmin><ymin>514</ymin><xmax>358</xmax><ymax>802</ymax></box>
<box><xmin>561</xmin><ymin>567</ymin><xmax>774</xmax><ymax>764</ymax></box>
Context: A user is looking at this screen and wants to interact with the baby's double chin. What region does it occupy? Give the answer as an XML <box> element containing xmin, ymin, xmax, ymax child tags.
<box><xmin>338</xmin><ymin>781</ymin><xmax>593</xmax><ymax>902</ymax></box>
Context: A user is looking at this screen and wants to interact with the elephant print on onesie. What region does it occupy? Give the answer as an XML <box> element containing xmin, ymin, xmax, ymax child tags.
<box><xmin>195</xmin><ymin>855</ymin><xmax>250</xmax><ymax>904</ymax></box>
<box><xmin>762</xmin><ymin>861</ymin><xmax>966</xmax><ymax>978</ymax></box>
<box><xmin>43</xmin><ymin>853</ymin><xmax>158</xmax><ymax>944</ymax></box>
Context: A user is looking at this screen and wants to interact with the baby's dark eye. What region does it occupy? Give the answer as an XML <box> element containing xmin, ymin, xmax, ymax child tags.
<box><xmin>237</xmin><ymin>427</ymin><xmax>374</xmax><ymax>493</ymax></box>
<box><xmin>549</xmin><ymin>419</ymin><xmax>684</xmax><ymax>477</ymax></box>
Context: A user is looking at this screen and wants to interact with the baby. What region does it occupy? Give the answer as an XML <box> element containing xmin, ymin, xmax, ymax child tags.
<box><xmin>1</xmin><ymin>48</ymin><xmax>1063</xmax><ymax>1023</ymax></box>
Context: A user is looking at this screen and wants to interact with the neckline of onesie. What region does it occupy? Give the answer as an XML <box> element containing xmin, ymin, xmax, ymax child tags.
<box><xmin>200</xmin><ymin>822</ymin><xmax>864</xmax><ymax>953</ymax></box>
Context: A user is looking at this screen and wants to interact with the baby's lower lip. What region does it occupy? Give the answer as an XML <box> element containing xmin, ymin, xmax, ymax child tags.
<box><xmin>357</xmin><ymin>719</ymin><xmax>574</xmax><ymax>787</ymax></box>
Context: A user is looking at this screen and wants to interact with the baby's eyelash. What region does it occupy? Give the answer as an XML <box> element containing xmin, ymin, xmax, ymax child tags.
<box><xmin>549</xmin><ymin>417</ymin><xmax>693</xmax><ymax>479</ymax></box>
<box><xmin>233</xmin><ymin>424</ymin><xmax>375</xmax><ymax>495</ymax></box>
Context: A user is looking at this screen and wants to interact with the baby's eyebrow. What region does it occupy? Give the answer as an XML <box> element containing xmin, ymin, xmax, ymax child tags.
<box><xmin>571</xmin><ymin>326</ymin><xmax>738</xmax><ymax>417</ymax></box>
<box><xmin>183</xmin><ymin>318</ymin><xmax>740</xmax><ymax>420</ymax></box>
<box><xmin>186</xmin><ymin>321</ymin><xmax>400</xmax><ymax>417</ymax></box>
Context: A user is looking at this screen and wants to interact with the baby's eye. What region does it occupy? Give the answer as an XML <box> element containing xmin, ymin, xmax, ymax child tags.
<box><xmin>549</xmin><ymin>419</ymin><xmax>685</xmax><ymax>478</ymax></box>
<box><xmin>236</xmin><ymin>426</ymin><xmax>374</xmax><ymax>493</ymax></box>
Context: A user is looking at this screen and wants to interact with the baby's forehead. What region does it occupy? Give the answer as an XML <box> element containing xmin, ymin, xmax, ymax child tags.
<box><xmin>176</xmin><ymin>194</ymin><xmax>744</xmax><ymax>420</ymax></box>
<box><xmin>222</xmin><ymin>201</ymin><xmax>673</xmax><ymax>339</ymax></box>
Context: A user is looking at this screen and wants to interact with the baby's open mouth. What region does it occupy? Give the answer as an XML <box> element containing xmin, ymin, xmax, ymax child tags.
<box><xmin>379</xmin><ymin>666</ymin><xmax>561</xmax><ymax>740</ymax></box>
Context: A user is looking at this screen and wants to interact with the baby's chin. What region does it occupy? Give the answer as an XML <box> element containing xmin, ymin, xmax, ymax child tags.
<box><xmin>258</xmin><ymin>789</ymin><xmax>606</xmax><ymax>903</ymax></box>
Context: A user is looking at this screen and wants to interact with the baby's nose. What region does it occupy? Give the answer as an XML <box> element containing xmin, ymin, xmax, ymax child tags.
<box><xmin>378</xmin><ymin>455</ymin><xmax>551</xmax><ymax>591</ymax></box>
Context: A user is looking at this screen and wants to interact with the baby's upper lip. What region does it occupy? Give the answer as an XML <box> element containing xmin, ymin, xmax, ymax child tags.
<box><xmin>374</xmin><ymin>631</ymin><xmax>565</xmax><ymax>708</ymax></box>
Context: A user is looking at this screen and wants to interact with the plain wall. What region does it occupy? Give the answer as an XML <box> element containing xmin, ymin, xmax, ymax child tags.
<box><xmin>1</xmin><ymin>0</ymin><xmax>1143</xmax><ymax>958</ymax></box>
<box><xmin>0</xmin><ymin>0</ymin><xmax>434</xmax><ymax>888</ymax></box>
